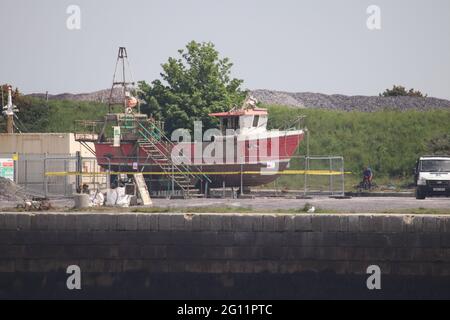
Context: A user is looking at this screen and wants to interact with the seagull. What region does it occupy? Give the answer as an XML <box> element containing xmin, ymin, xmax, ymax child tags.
<box><xmin>307</xmin><ymin>206</ymin><xmax>316</xmax><ymax>213</ymax></box>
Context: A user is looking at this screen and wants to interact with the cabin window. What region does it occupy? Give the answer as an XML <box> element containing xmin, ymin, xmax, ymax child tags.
<box><xmin>222</xmin><ymin>118</ymin><xmax>228</xmax><ymax>129</ymax></box>
<box><xmin>221</xmin><ymin>116</ymin><xmax>240</xmax><ymax>133</ymax></box>
<box><xmin>233</xmin><ymin>117</ymin><xmax>239</xmax><ymax>129</ymax></box>
<box><xmin>253</xmin><ymin>115</ymin><xmax>260</xmax><ymax>127</ymax></box>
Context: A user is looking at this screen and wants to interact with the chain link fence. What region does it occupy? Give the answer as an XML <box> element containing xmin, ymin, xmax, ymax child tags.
<box><xmin>251</xmin><ymin>156</ymin><xmax>345</xmax><ymax>197</ymax></box>
<box><xmin>1</xmin><ymin>153</ymin><xmax>345</xmax><ymax>198</ymax></box>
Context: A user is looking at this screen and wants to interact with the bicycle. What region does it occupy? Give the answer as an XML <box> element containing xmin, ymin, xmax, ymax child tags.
<box><xmin>358</xmin><ymin>177</ymin><xmax>374</xmax><ymax>192</ymax></box>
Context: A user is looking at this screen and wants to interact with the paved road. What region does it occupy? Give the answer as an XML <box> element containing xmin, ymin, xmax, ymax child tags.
<box><xmin>151</xmin><ymin>196</ymin><xmax>450</xmax><ymax>213</ymax></box>
<box><xmin>1</xmin><ymin>196</ymin><xmax>449</xmax><ymax>213</ymax></box>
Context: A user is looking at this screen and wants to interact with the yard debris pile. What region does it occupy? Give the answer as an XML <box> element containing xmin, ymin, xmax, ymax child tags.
<box><xmin>0</xmin><ymin>177</ymin><xmax>27</xmax><ymax>201</ymax></box>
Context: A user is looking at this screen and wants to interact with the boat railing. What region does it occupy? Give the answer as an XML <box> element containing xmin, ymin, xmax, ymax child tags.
<box><xmin>279</xmin><ymin>115</ymin><xmax>306</xmax><ymax>131</ymax></box>
<box><xmin>74</xmin><ymin>120</ymin><xmax>104</xmax><ymax>142</ymax></box>
<box><xmin>74</xmin><ymin>120</ymin><xmax>104</xmax><ymax>134</ymax></box>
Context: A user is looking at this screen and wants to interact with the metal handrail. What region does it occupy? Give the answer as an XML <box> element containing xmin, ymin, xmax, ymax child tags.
<box><xmin>137</xmin><ymin>121</ymin><xmax>211</xmax><ymax>183</ymax></box>
<box><xmin>144</xmin><ymin>120</ymin><xmax>210</xmax><ymax>183</ymax></box>
<box><xmin>74</xmin><ymin>120</ymin><xmax>104</xmax><ymax>133</ymax></box>
<box><xmin>279</xmin><ymin>115</ymin><xmax>306</xmax><ymax>131</ymax></box>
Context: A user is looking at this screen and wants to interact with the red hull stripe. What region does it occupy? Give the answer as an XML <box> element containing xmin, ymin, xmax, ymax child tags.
<box><xmin>94</xmin><ymin>133</ymin><xmax>304</xmax><ymax>166</ymax></box>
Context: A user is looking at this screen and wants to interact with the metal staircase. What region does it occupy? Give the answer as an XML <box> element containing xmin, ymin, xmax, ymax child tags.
<box><xmin>136</xmin><ymin>120</ymin><xmax>210</xmax><ymax>198</ymax></box>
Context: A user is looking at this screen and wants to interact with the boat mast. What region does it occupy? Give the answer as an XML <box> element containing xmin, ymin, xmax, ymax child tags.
<box><xmin>107</xmin><ymin>47</ymin><xmax>137</xmax><ymax>114</ymax></box>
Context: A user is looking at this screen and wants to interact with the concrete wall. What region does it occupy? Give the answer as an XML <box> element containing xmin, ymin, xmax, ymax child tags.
<box><xmin>0</xmin><ymin>133</ymin><xmax>94</xmax><ymax>157</ymax></box>
<box><xmin>0</xmin><ymin>133</ymin><xmax>100</xmax><ymax>195</ymax></box>
<box><xmin>0</xmin><ymin>212</ymin><xmax>449</xmax><ymax>299</ymax></box>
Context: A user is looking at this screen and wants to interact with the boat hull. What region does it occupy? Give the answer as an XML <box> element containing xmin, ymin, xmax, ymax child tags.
<box><xmin>94</xmin><ymin>131</ymin><xmax>304</xmax><ymax>188</ymax></box>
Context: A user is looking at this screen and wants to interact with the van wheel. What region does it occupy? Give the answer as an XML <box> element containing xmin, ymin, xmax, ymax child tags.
<box><xmin>416</xmin><ymin>188</ymin><xmax>426</xmax><ymax>200</ymax></box>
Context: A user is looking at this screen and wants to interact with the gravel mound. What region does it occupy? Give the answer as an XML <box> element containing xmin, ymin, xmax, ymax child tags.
<box><xmin>27</xmin><ymin>88</ymin><xmax>450</xmax><ymax>112</ymax></box>
<box><xmin>27</xmin><ymin>88</ymin><xmax>124</xmax><ymax>104</ymax></box>
<box><xmin>252</xmin><ymin>90</ymin><xmax>450</xmax><ymax>112</ymax></box>
<box><xmin>0</xmin><ymin>177</ymin><xmax>27</xmax><ymax>201</ymax></box>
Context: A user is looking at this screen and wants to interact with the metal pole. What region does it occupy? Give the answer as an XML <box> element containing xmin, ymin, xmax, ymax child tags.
<box><xmin>303</xmin><ymin>156</ymin><xmax>307</xmax><ymax>196</ymax></box>
<box><xmin>107</xmin><ymin>158</ymin><xmax>111</xmax><ymax>189</ymax></box>
<box><xmin>240</xmin><ymin>164</ymin><xmax>244</xmax><ymax>196</ymax></box>
<box><xmin>75</xmin><ymin>151</ymin><xmax>81</xmax><ymax>192</ymax></box>
<box><xmin>64</xmin><ymin>159</ymin><xmax>68</xmax><ymax>196</ymax></box>
<box><xmin>304</xmin><ymin>156</ymin><xmax>309</xmax><ymax>197</ymax></box>
<box><xmin>14</xmin><ymin>154</ymin><xmax>18</xmax><ymax>184</ymax></box>
<box><xmin>166</xmin><ymin>177</ymin><xmax>170</xmax><ymax>199</ymax></box>
<box><xmin>304</xmin><ymin>128</ymin><xmax>310</xmax><ymax>197</ymax></box>
<box><xmin>92</xmin><ymin>159</ymin><xmax>96</xmax><ymax>190</ymax></box>
<box><xmin>44</xmin><ymin>157</ymin><xmax>48</xmax><ymax>197</ymax></box>
<box><xmin>329</xmin><ymin>157</ymin><xmax>333</xmax><ymax>195</ymax></box>
<box><xmin>171</xmin><ymin>164</ymin><xmax>174</xmax><ymax>196</ymax></box>
<box><xmin>341</xmin><ymin>157</ymin><xmax>345</xmax><ymax>196</ymax></box>
<box><xmin>306</xmin><ymin>128</ymin><xmax>310</xmax><ymax>158</ymax></box>
<box><xmin>24</xmin><ymin>159</ymin><xmax>28</xmax><ymax>191</ymax></box>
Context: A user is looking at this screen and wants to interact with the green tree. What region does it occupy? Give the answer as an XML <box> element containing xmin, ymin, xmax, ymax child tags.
<box><xmin>380</xmin><ymin>85</ymin><xmax>427</xmax><ymax>97</ymax></box>
<box><xmin>13</xmin><ymin>96</ymin><xmax>50</xmax><ymax>132</ymax></box>
<box><xmin>138</xmin><ymin>41</ymin><xmax>247</xmax><ymax>134</ymax></box>
<box><xmin>0</xmin><ymin>85</ymin><xmax>49</xmax><ymax>132</ymax></box>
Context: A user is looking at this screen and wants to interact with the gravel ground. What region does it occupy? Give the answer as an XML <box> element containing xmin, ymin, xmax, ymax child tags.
<box><xmin>3</xmin><ymin>196</ymin><xmax>448</xmax><ymax>213</ymax></box>
<box><xmin>149</xmin><ymin>197</ymin><xmax>450</xmax><ymax>213</ymax></box>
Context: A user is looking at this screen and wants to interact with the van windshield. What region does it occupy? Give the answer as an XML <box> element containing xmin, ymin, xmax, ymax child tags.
<box><xmin>420</xmin><ymin>160</ymin><xmax>450</xmax><ymax>172</ymax></box>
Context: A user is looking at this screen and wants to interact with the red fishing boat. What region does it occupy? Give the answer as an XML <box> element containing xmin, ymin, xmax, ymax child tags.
<box><xmin>76</xmin><ymin>48</ymin><xmax>304</xmax><ymax>196</ymax></box>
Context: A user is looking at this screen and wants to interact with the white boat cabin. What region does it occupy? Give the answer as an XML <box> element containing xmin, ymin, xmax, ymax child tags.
<box><xmin>209</xmin><ymin>107</ymin><xmax>268</xmax><ymax>136</ymax></box>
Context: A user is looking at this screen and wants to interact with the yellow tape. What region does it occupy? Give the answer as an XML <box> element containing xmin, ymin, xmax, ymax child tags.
<box><xmin>45</xmin><ymin>170</ymin><xmax>352</xmax><ymax>176</ymax></box>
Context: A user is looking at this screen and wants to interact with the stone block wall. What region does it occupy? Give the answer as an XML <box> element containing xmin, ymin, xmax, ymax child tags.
<box><xmin>0</xmin><ymin>212</ymin><xmax>449</xmax><ymax>299</ymax></box>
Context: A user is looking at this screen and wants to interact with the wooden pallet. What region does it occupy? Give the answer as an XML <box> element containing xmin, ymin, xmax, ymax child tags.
<box><xmin>134</xmin><ymin>173</ymin><xmax>152</xmax><ymax>205</ymax></box>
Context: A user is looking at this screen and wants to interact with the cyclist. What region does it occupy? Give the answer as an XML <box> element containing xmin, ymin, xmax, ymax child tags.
<box><xmin>362</xmin><ymin>166</ymin><xmax>373</xmax><ymax>189</ymax></box>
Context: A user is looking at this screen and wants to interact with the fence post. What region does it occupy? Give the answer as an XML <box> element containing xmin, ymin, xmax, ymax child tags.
<box><xmin>13</xmin><ymin>153</ymin><xmax>18</xmax><ymax>184</ymax></box>
<box><xmin>75</xmin><ymin>151</ymin><xmax>81</xmax><ymax>192</ymax></box>
<box><xmin>240</xmin><ymin>164</ymin><xmax>244</xmax><ymax>196</ymax></box>
<box><xmin>107</xmin><ymin>158</ymin><xmax>111</xmax><ymax>189</ymax></box>
<box><xmin>24</xmin><ymin>159</ymin><xmax>28</xmax><ymax>191</ymax></box>
<box><xmin>341</xmin><ymin>157</ymin><xmax>345</xmax><ymax>196</ymax></box>
<box><xmin>44</xmin><ymin>157</ymin><xmax>48</xmax><ymax>197</ymax></box>
<box><xmin>329</xmin><ymin>157</ymin><xmax>333</xmax><ymax>195</ymax></box>
<box><xmin>303</xmin><ymin>156</ymin><xmax>308</xmax><ymax>196</ymax></box>
<box><xmin>64</xmin><ymin>158</ymin><xmax>68</xmax><ymax>197</ymax></box>
<box><xmin>171</xmin><ymin>163</ymin><xmax>174</xmax><ymax>197</ymax></box>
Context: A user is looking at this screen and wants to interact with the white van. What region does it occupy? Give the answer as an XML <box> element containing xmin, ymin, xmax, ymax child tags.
<box><xmin>414</xmin><ymin>156</ymin><xmax>450</xmax><ymax>199</ymax></box>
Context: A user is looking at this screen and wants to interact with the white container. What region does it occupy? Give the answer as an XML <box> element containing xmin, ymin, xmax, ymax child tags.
<box><xmin>73</xmin><ymin>193</ymin><xmax>90</xmax><ymax>209</ymax></box>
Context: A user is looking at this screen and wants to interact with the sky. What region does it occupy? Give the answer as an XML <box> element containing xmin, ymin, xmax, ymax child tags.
<box><xmin>1</xmin><ymin>0</ymin><xmax>449</xmax><ymax>99</ymax></box>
